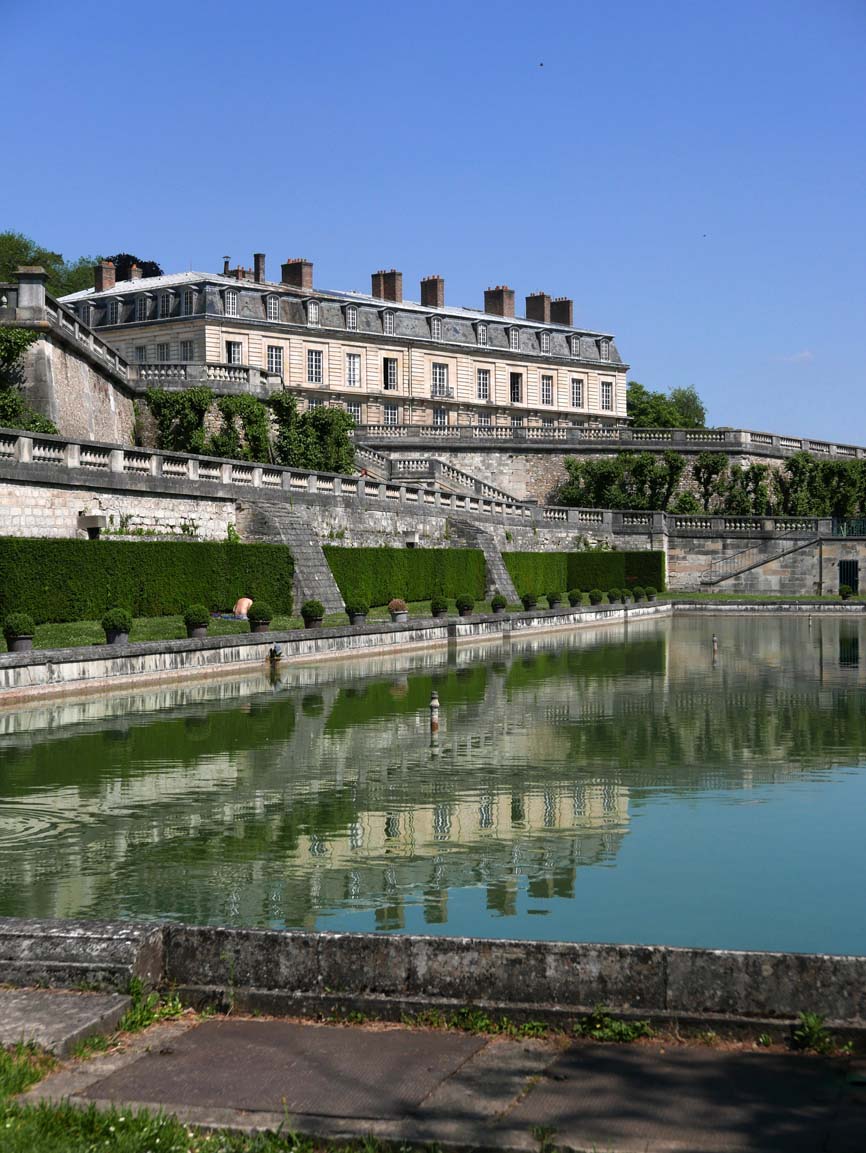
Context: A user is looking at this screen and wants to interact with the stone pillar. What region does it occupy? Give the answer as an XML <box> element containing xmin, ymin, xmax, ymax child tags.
<box><xmin>109</xmin><ymin>449</ymin><xmax>124</xmax><ymax>473</ymax></box>
<box><xmin>15</xmin><ymin>436</ymin><xmax>33</xmax><ymax>463</ymax></box>
<box><xmin>14</xmin><ymin>267</ymin><xmax>48</xmax><ymax>315</ymax></box>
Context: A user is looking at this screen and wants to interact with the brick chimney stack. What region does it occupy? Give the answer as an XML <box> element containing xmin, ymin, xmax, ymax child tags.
<box><xmin>420</xmin><ymin>275</ymin><xmax>445</xmax><ymax>308</ymax></box>
<box><xmin>254</xmin><ymin>253</ymin><xmax>266</xmax><ymax>283</ymax></box>
<box><xmin>372</xmin><ymin>269</ymin><xmax>402</xmax><ymax>303</ymax></box>
<box><xmin>223</xmin><ymin>256</ymin><xmax>231</xmax><ymax>275</ymax></box>
<box><xmin>281</xmin><ymin>258</ymin><xmax>313</xmax><ymax>290</ymax></box>
<box><xmin>550</xmin><ymin>296</ymin><xmax>573</xmax><ymax>326</ymax></box>
<box><xmin>94</xmin><ymin>260</ymin><xmax>116</xmax><ymax>293</ymax></box>
<box><xmin>484</xmin><ymin>285</ymin><xmax>515</xmax><ymax>318</ymax></box>
<box><xmin>525</xmin><ymin>292</ymin><xmax>551</xmax><ymax>323</ymax></box>
<box><xmin>129</xmin><ymin>264</ymin><xmax>142</xmax><ymax>281</ymax></box>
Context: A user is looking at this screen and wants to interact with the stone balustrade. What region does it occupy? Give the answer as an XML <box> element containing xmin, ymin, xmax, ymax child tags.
<box><xmin>130</xmin><ymin>362</ymin><xmax>280</xmax><ymax>393</ymax></box>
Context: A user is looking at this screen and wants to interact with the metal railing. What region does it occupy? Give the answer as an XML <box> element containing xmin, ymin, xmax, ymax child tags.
<box><xmin>699</xmin><ymin>524</ymin><xmax>820</xmax><ymax>585</ymax></box>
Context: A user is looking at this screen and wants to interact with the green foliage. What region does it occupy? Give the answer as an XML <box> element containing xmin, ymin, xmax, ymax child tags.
<box><xmin>344</xmin><ymin>597</ymin><xmax>369</xmax><ymax>616</ymax></box>
<box><xmin>627</xmin><ymin>380</ymin><xmax>706</xmax><ymax>428</ymax></box>
<box><xmin>430</xmin><ymin>596</ymin><xmax>449</xmax><ymax>614</ymax></box>
<box><xmin>145</xmin><ymin>386</ymin><xmax>213</xmax><ymax>454</ymax></box>
<box><xmin>0</xmin><ymin>1042</ymin><xmax>55</xmax><ymax>1100</ymax></box>
<box><xmin>693</xmin><ymin>451</ymin><xmax>729</xmax><ymax>512</ymax></box>
<box><xmin>404</xmin><ymin>1006</ymin><xmax>550</xmax><ymax>1039</ymax></box>
<box><xmin>546</xmin><ymin>591</ymin><xmax>563</xmax><ymax>606</ymax></box>
<box><xmin>118</xmin><ymin>978</ymin><xmax>183</xmax><ymax>1033</ymax></box>
<box><xmin>521</xmin><ymin>592</ymin><xmax>538</xmax><ymax>610</ymax></box>
<box><xmin>100</xmin><ymin>606</ymin><xmax>132</xmax><ymax>633</ymax></box>
<box><xmin>0</xmin><ymin>230</ymin><xmax>97</xmax><ymax>297</ymax></box>
<box><xmin>103</xmin><ymin>253</ymin><xmax>163</xmax><ymax>280</ymax></box>
<box><xmin>503</xmin><ymin>550</ymin><xmax>665</xmax><ymax>596</ymax></box>
<box><xmin>269</xmin><ymin>392</ymin><xmax>355</xmax><ymax>473</ymax></box>
<box><xmin>3</xmin><ymin>612</ymin><xmax>34</xmax><ymax>639</ymax></box>
<box><xmin>645</xmin><ymin>585</ymin><xmax>658</xmax><ymax>598</ymax></box>
<box><xmin>248</xmin><ymin>601</ymin><xmax>274</xmax><ymax>622</ymax></box>
<box><xmin>574</xmin><ymin>1006</ymin><xmax>655</xmax><ymax>1042</ymax></box>
<box><xmin>0</xmin><ymin>328</ymin><xmax>58</xmax><ymax>434</ymax></box>
<box><xmin>0</xmin><ymin>539</ymin><xmax>293</xmax><ymax>623</ymax></box>
<box><xmin>300</xmin><ymin>600</ymin><xmax>325</xmax><ymax>621</ymax></box>
<box><xmin>455</xmin><ymin>594</ymin><xmax>475</xmax><ymax>612</ymax></box>
<box><xmin>567</xmin><ymin>589</ymin><xmax>582</xmax><ymax>606</ymax></box>
<box><xmin>791</xmin><ymin>1011</ymin><xmax>851</xmax><ymax>1055</ymax></box>
<box><xmin>608</xmin><ymin>587</ymin><xmax>622</xmax><ymax>603</ymax></box>
<box><xmin>324</xmin><ymin>546</ymin><xmax>485</xmax><ymax>607</ymax></box>
<box><xmin>491</xmin><ymin>593</ymin><xmax>507</xmax><ymax>611</ymax></box>
<box><xmin>209</xmin><ymin>395</ymin><xmax>271</xmax><ymax>462</ymax></box>
<box><xmin>558</xmin><ymin>450</ymin><xmax>686</xmax><ymax>511</ymax></box>
<box><xmin>589</xmin><ymin>588</ymin><xmax>604</xmax><ymax>604</ymax></box>
<box><xmin>183</xmin><ymin>604</ymin><xmax>210</xmax><ymax>629</ymax></box>
<box><xmin>632</xmin><ymin>585</ymin><xmax>645</xmax><ymax>601</ymax></box>
<box><xmin>839</xmin><ymin>584</ymin><xmax>853</xmax><ymax>599</ymax></box>
<box><xmin>670</xmin><ymin>490</ymin><xmax>702</xmax><ymax>513</ymax></box>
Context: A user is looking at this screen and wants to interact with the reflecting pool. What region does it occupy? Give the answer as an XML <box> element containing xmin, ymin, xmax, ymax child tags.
<box><xmin>1</xmin><ymin>614</ymin><xmax>865</xmax><ymax>954</ymax></box>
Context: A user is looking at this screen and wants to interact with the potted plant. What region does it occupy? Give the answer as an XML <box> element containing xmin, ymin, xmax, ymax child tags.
<box><xmin>607</xmin><ymin>588</ymin><xmax>622</xmax><ymax>604</ymax></box>
<box><xmin>456</xmin><ymin>594</ymin><xmax>475</xmax><ymax>619</ymax></box>
<box><xmin>547</xmin><ymin>590</ymin><xmax>563</xmax><ymax>610</ymax></box>
<box><xmin>183</xmin><ymin>604</ymin><xmax>210</xmax><ymax>639</ymax></box>
<box><xmin>490</xmin><ymin>593</ymin><xmax>507</xmax><ymax>614</ymax></box>
<box><xmin>3</xmin><ymin>612</ymin><xmax>35</xmax><ymax>654</ymax></box>
<box><xmin>567</xmin><ymin>589</ymin><xmax>582</xmax><ymax>607</ymax></box>
<box><xmin>388</xmin><ymin>598</ymin><xmax>409</xmax><ymax>623</ymax></box>
<box><xmin>588</xmin><ymin>588</ymin><xmax>604</xmax><ymax>605</ymax></box>
<box><xmin>101</xmin><ymin>607</ymin><xmax>132</xmax><ymax>645</ymax></box>
<box><xmin>632</xmin><ymin>586</ymin><xmax>646</xmax><ymax>602</ymax></box>
<box><xmin>345</xmin><ymin>598</ymin><xmax>369</xmax><ymax>626</ymax></box>
<box><xmin>840</xmin><ymin>584</ymin><xmax>853</xmax><ymax>601</ymax></box>
<box><xmin>645</xmin><ymin>585</ymin><xmax>658</xmax><ymax>602</ymax></box>
<box><xmin>521</xmin><ymin>592</ymin><xmax>538</xmax><ymax>611</ymax></box>
<box><xmin>248</xmin><ymin>601</ymin><xmax>275</xmax><ymax>632</ymax></box>
<box><xmin>300</xmin><ymin>600</ymin><xmax>324</xmax><ymax>629</ymax></box>
<box><xmin>430</xmin><ymin>596</ymin><xmax>449</xmax><ymax>619</ymax></box>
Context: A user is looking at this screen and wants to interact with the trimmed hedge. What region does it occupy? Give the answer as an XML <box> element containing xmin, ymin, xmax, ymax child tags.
<box><xmin>324</xmin><ymin>546</ymin><xmax>485</xmax><ymax>607</ymax></box>
<box><xmin>504</xmin><ymin>550</ymin><xmax>665</xmax><ymax>597</ymax></box>
<box><xmin>0</xmin><ymin>538</ymin><xmax>294</xmax><ymax>624</ymax></box>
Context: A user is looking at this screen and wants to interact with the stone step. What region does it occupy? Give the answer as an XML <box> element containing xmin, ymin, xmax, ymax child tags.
<box><xmin>0</xmin><ymin>988</ymin><xmax>131</xmax><ymax>1055</ymax></box>
<box><xmin>447</xmin><ymin>519</ymin><xmax>519</xmax><ymax>601</ymax></box>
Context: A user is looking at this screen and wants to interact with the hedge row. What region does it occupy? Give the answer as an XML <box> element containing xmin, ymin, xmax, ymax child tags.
<box><xmin>324</xmin><ymin>546</ymin><xmax>486</xmax><ymax>607</ymax></box>
<box><xmin>503</xmin><ymin>550</ymin><xmax>665</xmax><ymax>596</ymax></box>
<box><xmin>0</xmin><ymin>539</ymin><xmax>294</xmax><ymax>623</ymax></box>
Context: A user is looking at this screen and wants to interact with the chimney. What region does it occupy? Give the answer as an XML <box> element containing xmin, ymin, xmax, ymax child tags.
<box><xmin>94</xmin><ymin>260</ymin><xmax>116</xmax><ymax>293</ymax></box>
<box><xmin>550</xmin><ymin>296</ymin><xmax>573</xmax><ymax>326</ymax></box>
<box><xmin>484</xmin><ymin>285</ymin><xmax>515</xmax><ymax>318</ymax></box>
<box><xmin>223</xmin><ymin>256</ymin><xmax>231</xmax><ymax>275</ymax></box>
<box><xmin>525</xmin><ymin>292</ymin><xmax>551</xmax><ymax>323</ymax></box>
<box><xmin>420</xmin><ymin>275</ymin><xmax>445</xmax><ymax>309</ymax></box>
<box><xmin>372</xmin><ymin>269</ymin><xmax>402</xmax><ymax>303</ymax></box>
<box><xmin>254</xmin><ymin>253</ymin><xmax>266</xmax><ymax>283</ymax></box>
<box><xmin>281</xmin><ymin>258</ymin><xmax>313</xmax><ymax>290</ymax></box>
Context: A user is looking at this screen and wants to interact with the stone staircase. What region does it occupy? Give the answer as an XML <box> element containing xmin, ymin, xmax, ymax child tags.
<box><xmin>238</xmin><ymin>503</ymin><xmax>344</xmax><ymax>613</ymax></box>
<box><xmin>699</xmin><ymin>530</ymin><xmax>820</xmax><ymax>586</ymax></box>
<box><xmin>447</xmin><ymin>519</ymin><xmax>519</xmax><ymax>602</ymax></box>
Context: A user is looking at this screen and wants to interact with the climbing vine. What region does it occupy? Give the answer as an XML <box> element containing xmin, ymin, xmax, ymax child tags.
<box><xmin>209</xmin><ymin>395</ymin><xmax>272</xmax><ymax>462</ymax></box>
<box><xmin>0</xmin><ymin>327</ymin><xmax>57</xmax><ymax>433</ymax></box>
<box><xmin>145</xmin><ymin>386</ymin><xmax>213</xmax><ymax>454</ymax></box>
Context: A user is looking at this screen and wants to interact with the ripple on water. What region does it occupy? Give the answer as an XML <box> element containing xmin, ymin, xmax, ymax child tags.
<box><xmin>0</xmin><ymin>803</ymin><xmax>79</xmax><ymax>848</ymax></box>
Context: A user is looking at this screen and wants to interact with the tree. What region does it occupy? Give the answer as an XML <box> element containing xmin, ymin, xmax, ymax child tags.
<box><xmin>270</xmin><ymin>393</ymin><xmax>355</xmax><ymax>473</ymax></box>
<box><xmin>626</xmin><ymin>380</ymin><xmax>707</xmax><ymax>428</ymax></box>
<box><xmin>104</xmin><ymin>253</ymin><xmax>163</xmax><ymax>281</ymax></box>
<box><xmin>557</xmin><ymin>451</ymin><xmax>686</xmax><ymax>511</ymax></box>
<box><xmin>0</xmin><ymin>327</ymin><xmax>58</xmax><ymax>433</ymax></box>
<box><xmin>0</xmin><ymin>231</ymin><xmax>97</xmax><ymax>298</ymax></box>
<box><xmin>668</xmin><ymin>386</ymin><xmax>706</xmax><ymax>428</ymax></box>
<box><xmin>692</xmin><ymin>452</ymin><xmax>729</xmax><ymax>512</ymax></box>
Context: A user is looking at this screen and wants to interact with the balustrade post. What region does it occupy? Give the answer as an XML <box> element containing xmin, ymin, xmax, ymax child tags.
<box><xmin>109</xmin><ymin>449</ymin><xmax>124</xmax><ymax>473</ymax></box>
<box><xmin>187</xmin><ymin>459</ymin><xmax>200</xmax><ymax>481</ymax></box>
<box><xmin>15</xmin><ymin>436</ymin><xmax>33</xmax><ymax>464</ymax></box>
<box><xmin>307</xmin><ymin>474</ymin><xmax>317</xmax><ymax>493</ymax></box>
<box><xmin>251</xmin><ymin>466</ymin><xmax>263</xmax><ymax>487</ymax></box>
<box><xmin>221</xmin><ymin>463</ymin><xmax>233</xmax><ymax>485</ymax></box>
<box><xmin>64</xmin><ymin>442</ymin><xmax>80</xmax><ymax>469</ymax></box>
<box><xmin>281</xmin><ymin>470</ymin><xmax>293</xmax><ymax>490</ymax></box>
<box><xmin>151</xmin><ymin>454</ymin><xmax>163</xmax><ymax>477</ymax></box>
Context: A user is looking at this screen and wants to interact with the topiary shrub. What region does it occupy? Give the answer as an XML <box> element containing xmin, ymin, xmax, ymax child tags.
<box><xmin>3</xmin><ymin>612</ymin><xmax>35</xmax><ymax>640</ymax></box>
<box><xmin>491</xmin><ymin>593</ymin><xmax>507</xmax><ymax>613</ymax></box>
<box><xmin>546</xmin><ymin>591</ymin><xmax>563</xmax><ymax>609</ymax></box>
<box><xmin>183</xmin><ymin>604</ymin><xmax>210</xmax><ymax>629</ymax></box>
<box><xmin>839</xmin><ymin>584</ymin><xmax>853</xmax><ymax>600</ymax></box>
<box><xmin>300</xmin><ymin>600</ymin><xmax>324</xmax><ymax>626</ymax></box>
<box><xmin>567</xmin><ymin>589</ymin><xmax>582</xmax><ymax>606</ymax></box>
<box><xmin>607</xmin><ymin>588</ymin><xmax>622</xmax><ymax>604</ymax></box>
<box><xmin>101</xmin><ymin>607</ymin><xmax>132</xmax><ymax>643</ymax></box>
<box><xmin>248</xmin><ymin>601</ymin><xmax>275</xmax><ymax>632</ymax></box>
<box><xmin>645</xmin><ymin>585</ymin><xmax>658</xmax><ymax>601</ymax></box>
<box><xmin>632</xmin><ymin>586</ymin><xmax>646</xmax><ymax>601</ymax></box>
<box><xmin>589</xmin><ymin>589</ymin><xmax>604</xmax><ymax>605</ymax></box>
<box><xmin>430</xmin><ymin>596</ymin><xmax>449</xmax><ymax>617</ymax></box>
<box><xmin>344</xmin><ymin>598</ymin><xmax>369</xmax><ymax>623</ymax></box>
<box><xmin>521</xmin><ymin>593</ymin><xmax>538</xmax><ymax>611</ymax></box>
<box><xmin>456</xmin><ymin>594</ymin><xmax>475</xmax><ymax>617</ymax></box>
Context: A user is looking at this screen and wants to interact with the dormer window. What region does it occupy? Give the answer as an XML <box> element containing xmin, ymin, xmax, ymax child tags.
<box><xmin>159</xmin><ymin>292</ymin><xmax>173</xmax><ymax>319</ymax></box>
<box><xmin>430</xmin><ymin>316</ymin><xmax>443</xmax><ymax>341</ymax></box>
<box><xmin>79</xmin><ymin>303</ymin><xmax>92</xmax><ymax>327</ymax></box>
<box><xmin>599</xmin><ymin>338</ymin><xmax>610</xmax><ymax>361</ymax></box>
<box><xmin>383</xmin><ymin>310</ymin><xmax>395</xmax><ymax>337</ymax></box>
<box><xmin>307</xmin><ymin>299</ymin><xmax>320</xmax><ymax>326</ymax></box>
<box><xmin>225</xmin><ymin>289</ymin><xmax>238</xmax><ymax>318</ymax></box>
<box><xmin>476</xmin><ymin>323</ymin><xmax>488</xmax><ymax>347</ymax></box>
<box><xmin>540</xmin><ymin>331</ymin><xmax>551</xmax><ymax>355</ymax></box>
<box><xmin>346</xmin><ymin>304</ymin><xmax>358</xmax><ymax>331</ymax></box>
<box><xmin>182</xmin><ymin>289</ymin><xmax>195</xmax><ymax>316</ymax></box>
<box><xmin>107</xmin><ymin>299</ymin><xmax>120</xmax><ymax>325</ymax></box>
<box><xmin>266</xmin><ymin>295</ymin><xmax>280</xmax><ymax>321</ymax></box>
<box><xmin>135</xmin><ymin>295</ymin><xmax>148</xmax><ymax>322</ymax></box>
<box><xmin>571</xmin><ymin>335</ymin><xmax>580</xmax><ymax>357</ymax></box>
<box><xmin>509</xmin><ymin>327</ymin><xmax>520</xmax><ymax>352</ymax></box>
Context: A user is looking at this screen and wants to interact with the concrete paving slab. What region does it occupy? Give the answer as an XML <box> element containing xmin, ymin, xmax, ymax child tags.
<box><xmin>501</xmin><ymin>1041</ymin><xmax>850</xmax><ymax>1152</ymax></box>
<box><xmin>0</xmin><ymin>988</ymin><xmax>130</xmax><ymax>1055</ymax></box>
<box><xmin>80</xmin><ymin>1019</ymin><xmax>486</xmax><ymax>1119</ymax></box>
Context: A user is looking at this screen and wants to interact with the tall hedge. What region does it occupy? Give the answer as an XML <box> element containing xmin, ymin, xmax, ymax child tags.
<box><xmin>324</xmin><ymin>547</ymin><xmax>486</xmax><ymax>607</ymax></box>
<box><xmin>0</xmin><ymin>539</ymin><xmax>293</xmax><ymax>623</ymax></box>
<box><xmin>504</xmin><ymin>550</ymin><xmax>665</xmax><ymax>595</ymax></box>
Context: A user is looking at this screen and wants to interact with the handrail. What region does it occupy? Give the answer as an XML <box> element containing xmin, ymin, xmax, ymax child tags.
<box><xmin>699</xmin><ymin>525</ymin><xmax>818</xmax><ymax>585</ymax></box>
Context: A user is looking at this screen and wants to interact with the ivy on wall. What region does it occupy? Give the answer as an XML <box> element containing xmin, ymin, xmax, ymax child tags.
<box><xmin>0</xmin><ymin>327</ymin><xmax>58</xmax><ymax>434</ymax></box>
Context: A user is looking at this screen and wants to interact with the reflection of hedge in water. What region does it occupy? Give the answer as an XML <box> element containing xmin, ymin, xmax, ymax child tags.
<box><xmin>324</xmin><ymin>666</ymin><xmax>489</xmax><ymax>732</ymax></box>
<box><xmin>505</xmin><ymin>637</ymin><xmax>667</xmax><ymax>691</ymax></box>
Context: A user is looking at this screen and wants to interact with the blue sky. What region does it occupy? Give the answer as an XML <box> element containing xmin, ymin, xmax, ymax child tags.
<box><xmin>2</xmin><ymin>0</ymin><xmax>864</xmax><ymax>439</ymax></box>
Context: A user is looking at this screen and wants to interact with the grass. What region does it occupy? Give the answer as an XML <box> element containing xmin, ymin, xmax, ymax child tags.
<box><xmin>664</xmin><ymin>591</ymin><xmax>862</xmax><ymax>603</ymax></box>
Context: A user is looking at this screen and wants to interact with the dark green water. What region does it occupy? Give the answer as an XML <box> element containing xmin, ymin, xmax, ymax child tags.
<box><xmin>1</xmin><ymin>615</ymin><xmax>865</xmax><ymax>953</ymax></box>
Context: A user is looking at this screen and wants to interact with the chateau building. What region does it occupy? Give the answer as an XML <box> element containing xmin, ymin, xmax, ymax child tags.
<box><xmin>61</xmin><ymin>254</ymin><xmax>628</xmax><ymax>429</ymax></box>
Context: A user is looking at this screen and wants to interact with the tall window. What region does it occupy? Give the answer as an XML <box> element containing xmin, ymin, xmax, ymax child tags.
<box><xmin>430</xmin><ymin>316</ymin><xmax>443</xmax><ymax>340</ymax></box>
<box><xmin>510</xmin><ymin>372</ymin><xmax>522</xmax><ymax>404</ymax></box>
<box><xmin>541</xmin><ymin>374</ymin><xmax>553</xmax><ymax>405</ymax></box>
<box><xmin>509</xmin><ymin>328</ymin><xmax>520</xmax><ymax>351</ymax></box>
<box><xmin>599</xmin><ymin>338</ymin><xmax>610</xmax><ymax>361</ymax></box>
<box><xmin>266</xmin><ymin>295</ymin><xmax>280</xmax><ymax>321</ymax></box>
<box><xmin>225</xmin><ymin>289</ymin><xmax>238</xmax><ymax>317</ymax></box>
<box><xmin>345</xmin><ymin>399</ymin><xmax>362</xmax><ymax>422</ymax></box>
<box><xmin>383</xmin><ymin>311</ymin><xmax>394</xmax><ymax>336</ymax></box>
<box><xmin>571</xmin><ymin>377</ymin><xmax>584</xmax><ymax>408</ymax></box>
<box><xmin>307</xmin><ymin>299</ymin><xmax>320</xmax><ymax>326</ymax></box>
<box><xmin>182</xmin><ymin>289</ymin><xmax>195</xmax><ymax>316</ymax></box>
<box><xmin>135</xmin><ymin>345</ymin><xmax>147</xmax><ymax>363</ymax></box>
<box><xmin>511</xmin><ymin>414</ymin><xmax>523</xmax><ymax>427</ymax></box>
<box><xmin>156</xmin><ymin>342</ymin><xmax>170</xmax><ymax>362</ymax></box>
<box><xmin>477</xmin><ymin>323</ymin><xmax>488</xmax><ymax>347</ymax></box>
<box><xmin>542</xmin><ymin>417</ymin><xmax>554</xmax><ymax>428</ymax></box>
<box><xmin>476</xmin><ymin>368</ymin><xmax>490</xmax><ymax>401</ymax></box>
<box><xmin>383</xmin><ymin>357</ymin><xmax>398</xmax><ymax>389</ymax></box>
<box><xmin>478</xmin><ymin>412</ymin><xmax>491</xmax><ymax>426</ymax></box>
<box><xmin>135</xmin><ymin>296</ymin><xmax>148</xmax><ymax>322</ymax></box>
<box><xmin>267</xmin><ymin>345</ymin><xmax>284</xmax><ymax>375</ymax></box>
<box><xmin>226</xmin><ymin>341</ymin><xmax>243</xmax><ymax>365</ymax></box>
<box><xmin>79</xmin><ymin>303</ymin><xmax>92</xmax><ymax>326</ymax></box>
<box><xmin>307</xmin><ymin>348</ymin><xmax>323</xmax><ymax>383</ymax></box>
<box><xmin>159</xmin><ymin>292</ymin><xmax>172</xmax><ymax>319</ymax></box>
<box><xmin>601</xmin><ymin>380</ymin><xmax>613</xmax><ymax>410</ymax></box>
<box><xmin>432</xmin><ymin>362</ymin><xmax>449</xmax><ymax>397</ymax></box>
<box><xmin>346</xmin><ymin>304</ymin><xmax>358</xmax><ymax>331</ymax></box>
<box><xmin>346</xmin><ymin>352</ymin><xmax>361</xmax><ymax>387</ymax></box>
<box><xmin>571</xmin><ymin>335</ymin><xmax>581</xmax><ymax>357</ymax></box>
<box><xmin>107</xmin><ymin>300</ymin><xmax>119</xmax><ymax>325</ymax></box>
<box><xmin>180</xmin><ymin>339</ymin><xmax>195</xmax><ymax>361</ymax></box>
<box><xmin>433</xmin><ymin>407</ymin><xmax>448</xmax><ymax>427</ymax></box>
<box><xmin>384</xmin><ymin>403</ymin><xmax>399</xmax><ymax>425</ymax></box>
<box><xmin>308</xmin><ymin>397</ymin><xmax>324</xmax><ymax>409</ymax></box>
<box><xmin>540</xmin><ymin>331</ymin><xmax>551</xmax><ymax>354</ymax></box>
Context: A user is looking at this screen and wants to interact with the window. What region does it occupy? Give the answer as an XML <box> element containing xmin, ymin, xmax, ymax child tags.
<box><xmin>345</xmin><ymin>399</ymin><xmax>362</xmax><ymax>422</ymax></box>
<box><xmin>599</xmin><ymin>338</ymin><xmax>610</xmax><ymax>361</ymax></box>
<box><xmin>383</xmin><ymin>357</ymin><xmax>398</xmax><ymax>389</ymax></box>
<box><xmin>307</xmin><ymin>348</ymin><xmax>323</xmax><ymax>383</ymax></box>
<box><xmin>571</xmin><ymin>377</ymin><xmax>584</xmax><ymax>408</ymax></box>
<box><xmin>226</xmin><ymin>341</ymin><xmax>243</xmax><ymax>365</ymax></box>
<box><xmin>432</xmin><ymin>362</ymin><xmax>450</xmax><ymax>397</ymax></box>
<box><xmin>509</xmin><ymin>328</ymin><xmax>520</xmax><ymax>351</ymax></box>
<box><xmin>476</xmin><ymin>368</ymin><xmax>490</xmax><ymax>401</ymax></box>
<box><xmin>510</xmin><ymin>372</ymin><xmax>523</xmax><ymax>404</ymax></box>
<box><xmin>79</xmin><ymin>303</ymin><xmax>92</xmax><ymax>326</ymax></box>
<box><xmin>156</xmin><ymin>342</ymin><xmax>170</xmax><ymax>362</ymax></box>
<box><xmin>478</xmin><ymin>412</ymin><xmax>491</xmax><ymax>426</ymax></box>
<box><xmin>571</xmin><ymin>335</ymin><xmax>581</xmax><ymax>357</ymax></box>
<box><xmin>430</xmin><ymin>316</ymin><xmax>443</xmax><ymax>341</ymax></box>
<box><xmin>307</xmin><ymin>299</ymin><xmax>320</xmax><ymax>326</ymax></box>
<box><xmin>135</xmin><ymin>345</ymin><xmax>147</xmax><ymax>363</ymax></box>
<box><xmin>135</xmin><ymin>296</ymin><xmax>148</xmax><ymax>322</ymax></box>
<box><xmin>182</xmin><ymin>289</ymin><xmax>195</xmax><ymax>316</ymax></box>
<box><xmin>107</xmin><ymin>300</ymin><xmax>119</xmax><ymax>325</ymax></box>
<box><xmin>541</xmin><ymin>374</ymin><xmax>553</xmax><ymax>405</ymax></box>
<box><xmin>433</xmin><ymin>407</ymin><xmax>448</xmax><ymax>427</ymax></box>
<box><xmin>477</xmin><ymin>323</ymin><xmax>488</xmax><ymax>347</ymax></box>
<box><xmin>266</xmin><ymin>295</ymin><xmax>280</xmax><ymax>321</ymax></box>
<box><xmin>542</xmin><ymin>417</ymin><xmax>554</xmax><ymax>428</ymax></box>
<box><xmin>511</xmin><ymin>414</ymin><xmax>524</xmax><ymax>427</ymax></box>
<box><xmin>159</xmin><ymin>292</ymin><xmax>173</xmax><ymax>319</ymax></box>
<box><xmin>540</xmin><ymin>331</ymin><xmax>551</xmax><ymax>354</ymax></box>
<box><xmin>383</xmin><ymin>311</ymin><xmax>394</xmax><ymax>336</ymax></box>
<box><xmin>601</xmin><ymin>380</ymin><xmax>613</xmax><ymax>410</ymax></box>
<box><xmin>225</xmin><ymin>289</ymin><xmax>238</xmax><ymax>318</ymax></box>
<box><xmin>308</xmin><ymin>396</ymin><xmax>324</xmax><ymax>409</ymax></box>
<box><xmin>346</xmin><ymin>304</ymin><xmax>358</xmax><ymax>332</ymax></box>
<box><xmin>384</xmin><ymin>403</ymin><xmax>400</xmax><ymax>425</ymax></box>
<box><xmin>267</xmin><ymin>345</ymin><xmax>284</xmax><ymax>375</ymax></box>
<box><xmin>180</xmin><ymin>340</ymin><xmax>195</xmax><ymax>361</ymax></box>
<box><xmin>346</xmin><ymin>352</ymin><xmax>361</xmax><ymax>387</ymax></box>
